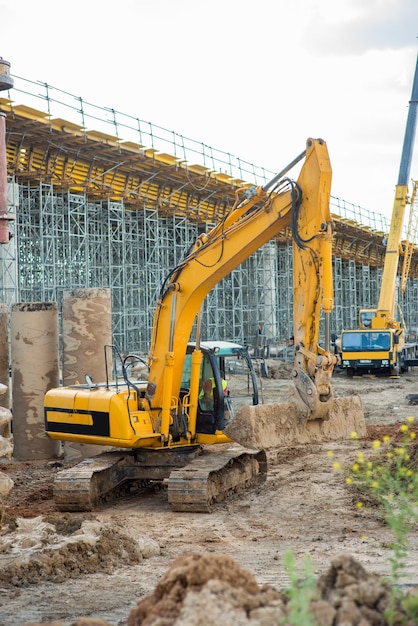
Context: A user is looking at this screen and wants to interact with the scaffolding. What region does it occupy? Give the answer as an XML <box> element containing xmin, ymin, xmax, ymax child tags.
<box><xmin>0</xmin><ymin>184</ymin><xmax>288</xmax><ymax>352</ymax></box>
<box><xmin>1</xmin><ymin>180</ymin><xmax>418</xmax><ymax>356</ymax></box>
<box><xmin>1</xmin><ymin>75</ymin><xmax>418</xmax><ymax>359</ymax></box>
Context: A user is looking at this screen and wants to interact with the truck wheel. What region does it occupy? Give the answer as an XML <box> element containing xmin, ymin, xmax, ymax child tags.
<box><xmin>400</xmin><ymin>353</ymin><xmax>410</xmax><ymax>373</ymax></box>
<box><xmin>391</xmin><ymin>356</ymin><xmax>401</xmax><ymax>377</ymax></box>
<box><xmin>346</xmin><ymin>367</ymin><xmax>354</xmax><ymax>378</ymax></box>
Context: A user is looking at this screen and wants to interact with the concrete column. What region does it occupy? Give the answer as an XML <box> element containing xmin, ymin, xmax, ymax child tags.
<box><xmin>11</xmin><ymin>302</ymin><xmax>60</xmax><ymax>460</ymax></box>
<box><xmin>0</xmin><ymin>382</ymin><xmax>13</xmax><ymax>461</ymax></box>
<box><xmin>62</xmin><ymin>288</ymin><xmax>112</xmax><ymax>462</ymax></box>
<box><xmin>62</xmin><ymin>288</ymin><xmax>112</xmax><ymax>386</ymax></box>
<box><xmin>0</xmin><ymin>303</ymin><xmax>9</xmax><ymax>409</ymax></box>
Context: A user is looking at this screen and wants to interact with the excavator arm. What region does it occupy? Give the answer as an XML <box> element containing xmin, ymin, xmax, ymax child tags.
<box><xmin>291</xmin><ymin>142</ymin><xmax>336</xmax><ymax>417</ymax></box>
<box><xmin>145</xmin><ymin>138</ymin><xmax>336</xmax><ymax>431</ymax></box>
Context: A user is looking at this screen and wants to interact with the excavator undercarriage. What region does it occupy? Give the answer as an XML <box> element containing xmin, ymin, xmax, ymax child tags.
<box><xmin>53</xmin><ymin>446</ymin><xmax>267</xmax><ymax>513</ymax></box>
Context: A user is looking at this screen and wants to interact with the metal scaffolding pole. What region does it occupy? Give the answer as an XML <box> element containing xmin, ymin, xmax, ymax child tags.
<box><xmin>276</xmin><ymin>243</ymin><xmax>293</xmax><ymax>342</ymax></box>
<box><xmin>332</xmin><ymin>257</ymin><xmax>344</xmax><ymax>334</ymax></box>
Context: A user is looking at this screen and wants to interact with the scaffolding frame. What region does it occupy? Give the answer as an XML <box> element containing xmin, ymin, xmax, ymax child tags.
<box><xmin>2</xmin><ymin>181</ymin><xmax>418</xmax><ymax>357</ymax></box>
<box><xmin>2</xmin><ymin>72</ymin><xmax>418</xmax><ymax>358</ymax></box>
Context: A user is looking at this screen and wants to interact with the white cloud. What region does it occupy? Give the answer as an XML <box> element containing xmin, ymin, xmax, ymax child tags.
<box><xmin>305</xmin><ymin>0</ymin><xmax>418</xmax><ymax>54</ymax></box>
<box><xmin>1</xmin><ymin>0</ymin><xmax>417</xmax><ymax>223</ymax></box>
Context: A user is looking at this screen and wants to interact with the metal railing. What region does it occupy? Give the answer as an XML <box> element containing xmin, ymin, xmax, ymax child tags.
<box><xmin>4</xmin><ymin>73</ymin><xmax>414</xmax><ymax>240</ymax></box>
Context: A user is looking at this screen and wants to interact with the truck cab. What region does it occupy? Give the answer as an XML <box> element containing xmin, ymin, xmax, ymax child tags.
<box><xmin>340</xmin><ymin>328</ymin><xmax>402</xmax><ymax>376</ymax></box>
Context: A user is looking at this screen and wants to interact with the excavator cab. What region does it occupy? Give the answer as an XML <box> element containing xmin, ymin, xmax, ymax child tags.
<box><xmin>359</xmin><ymin>309</ymin><xmax>377</xmax><ymax>329</ymax></box>
<box><xmin>182</xmin><ymin>341</ymin><xmax>258</xmax><ymax>435</ymax></box>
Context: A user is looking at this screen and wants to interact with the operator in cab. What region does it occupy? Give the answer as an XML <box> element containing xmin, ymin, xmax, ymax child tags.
<box><xmin>199</xmin><ymin>376</ymin><xmax>228</xmax><ymax>411</ymax></box>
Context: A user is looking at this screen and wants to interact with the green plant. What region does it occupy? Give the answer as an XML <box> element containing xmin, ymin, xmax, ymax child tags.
<box><xmin>282</xmin><ymin>548</ymin><xmax>318</xmax><ymax>626</ymax></box>
<box><xmin>402</xmin><ymin>593</ymin><xmax>418</xmax><ymax>621</ymax></box>
<box><xmin>328</xmin><ymin>418</ymin><xmax>418</xmax><ymax>624</ymax></box>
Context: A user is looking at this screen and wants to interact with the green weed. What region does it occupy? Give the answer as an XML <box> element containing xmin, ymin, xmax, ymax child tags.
<box><xmin>328</xmin><ymin>417</ymin><xmax>418</xmax><ymax>624</ymax></box>
<box><xmin>282</xmin><ymin>549</ymin><xmax>318</xmax><ymax>626</ymax></box>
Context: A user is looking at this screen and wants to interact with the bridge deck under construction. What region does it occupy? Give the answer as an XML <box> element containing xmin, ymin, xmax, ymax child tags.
<box><xmin>1</xmin><ymin>76</ymin><xmax>418</xmax><ymax>353</ymax></box>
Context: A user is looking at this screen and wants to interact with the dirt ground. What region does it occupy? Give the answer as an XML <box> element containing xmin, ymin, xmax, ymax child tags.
<box><xmin>1</xmin><ymin>365</ymin><xmax>418</xmax><ymax>625</ymax></box>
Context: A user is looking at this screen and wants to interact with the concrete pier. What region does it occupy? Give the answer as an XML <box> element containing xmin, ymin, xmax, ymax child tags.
<box><xmin>0</xmin><ymin>303</ymin><xmax>9</xmax><ymax>409</ymax></box>
<box><xmin>62</xmin><ymin>288</ymin><xmax>112</xmax><ymax>386</ymax></box>
<box><xmin>61</xmin><ymin>288</ymin><xmax>113</xmax><ymax>461</ymax></box>
<box><xmin>11</xmin><ymin>302</ymin><xmax>60</xmax><ymax>460</ymax></box>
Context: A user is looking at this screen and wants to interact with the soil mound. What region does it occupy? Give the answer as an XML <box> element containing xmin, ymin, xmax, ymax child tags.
<box><xmin>0</xmin><ymin>514</ymin><xmax>160</xmax><ymax>587</ymax></box>
<box><xmin>124</xmin><ymin>553</ymin><xmax>417</xmax><ymax>626</ymax></box>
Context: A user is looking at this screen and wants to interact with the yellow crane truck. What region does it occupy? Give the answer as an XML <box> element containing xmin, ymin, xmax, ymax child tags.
<box><xmin>340</xmin><ymin>55</ymin><xmax>418</xmax><ymax>377</ymax></box>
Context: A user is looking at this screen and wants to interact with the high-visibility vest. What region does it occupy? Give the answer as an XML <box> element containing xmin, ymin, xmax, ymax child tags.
<box><xmin>199</xmin><ymin>377</ymin><xmax>227</xmax><ymax>397</ymax></box>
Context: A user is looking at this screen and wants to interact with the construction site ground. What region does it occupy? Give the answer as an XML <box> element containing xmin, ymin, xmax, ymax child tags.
<box><xmin>1</xmin><ymin>364</ymin><xmax>418</xmax><ymax>626</ymax></box>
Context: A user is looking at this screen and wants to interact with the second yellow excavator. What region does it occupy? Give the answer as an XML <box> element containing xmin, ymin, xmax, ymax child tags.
<box><xmin>44</xmin><ymin>138</ymin><xmax>366</xmax><ymax>512</ymax></box>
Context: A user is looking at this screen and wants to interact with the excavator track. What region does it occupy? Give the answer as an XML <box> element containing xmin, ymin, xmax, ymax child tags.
<box><xmin>54</xmin><ymin>452</ymin><xmax>126</xmax><ymax>512</ymax></box>
<box><xmin>167</xmin><ymin>447</ymin><xmax>267</xmax><ymax>513</ymax></box>
<box><xmin>53</xmin><ymin>447</ymin><xmax>201</xmax><ymax>512</ymax></box>
<box><xmin>53</xmin><ymin>446</ymin><xmax>267</xmax><ymax>513</ymax></box>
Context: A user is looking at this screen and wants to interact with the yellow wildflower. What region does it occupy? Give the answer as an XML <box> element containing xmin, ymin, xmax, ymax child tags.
<box><xmin>333</xmin><ymin>462</ymin><xmax>341</xmax><ymax>470</ymax></box>
<box><xmin>326</xmin><ymin>450</ymin><xmax>334</xmax><ymax>457</ymax></box>
<box><xmin>410</xmin><ymin>432</ymin><xmax>416</xmax><ymax>440</ymax></box>
<box><xmin>350</xmin><ymin>431</ymin><xmax>359</xmax><ymax>440</ymax></box>
<box><xmin>400</xmin><ymin>424</ymin><xmax>409</xmax><ymax>433</ymax></box>
<box><xmin>382</xmin><ymin>435</ymin><xmax>390</xmax><ymax>444</ymax></box>
<box><xmin>345</xmin><ymin>477</ymin><xmax>353</xmax><ymax>485</ymax></box>
<box><xmin>356</xmin><ymin>501</ymin><xmax>363</xmax><ymax>508</ymax></box>
<box><xmin>372</xmin><ymin>440</ymin><xmax>381</xmax><ymax>449</ymax></box>
<box><xmin>371</xmin><ymin>481</ymin><xmax>379</xmax><ymax>489</ymax></box>
<box><xmin>352</xmin><ymin>463</ymin><xmax>359</xmax><ymax>472</ymax></box>
<box><xmin>406</xmin><ymin>416</ymin><xmax>415</xmax><ymax>425</ymax></box>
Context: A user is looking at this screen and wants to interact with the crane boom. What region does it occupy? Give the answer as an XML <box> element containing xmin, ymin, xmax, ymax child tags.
<box><xmin>340</xmin><ymin>54</ymin><xmax>418</xmax><ymax>376</ymax></box>
<box><xmin>376</xmin><ymin>56</ymin><xmax>418</xmax><ymax>321</ymax></box>
<box><xmin>401</xmin><ymin>180</ymin><xmax>418</xmax><ymax>294</ymax></box>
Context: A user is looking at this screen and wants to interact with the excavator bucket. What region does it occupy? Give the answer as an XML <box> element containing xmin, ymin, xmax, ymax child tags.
<box><xmin>224</xmin><ymin>395</ymin><xmax>366</xmax><ymax>450</ymax></box>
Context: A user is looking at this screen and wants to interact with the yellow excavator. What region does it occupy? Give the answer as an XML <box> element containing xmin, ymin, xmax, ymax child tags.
<box><xmin>44</xmin><ymin>138</ymin><xmax>365</xmax><ymax>512</ymax></box>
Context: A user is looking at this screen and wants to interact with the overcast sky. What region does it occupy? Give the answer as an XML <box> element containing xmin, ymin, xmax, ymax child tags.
<box><xmin>1</xmin><ymin>0</ymin><xmax>418</xmax><ymax>222</ymax></box>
